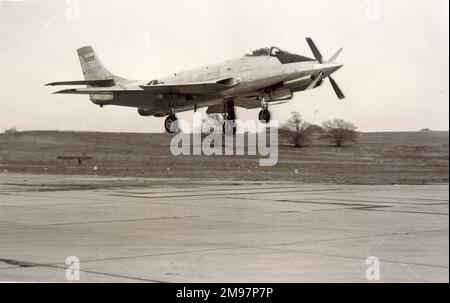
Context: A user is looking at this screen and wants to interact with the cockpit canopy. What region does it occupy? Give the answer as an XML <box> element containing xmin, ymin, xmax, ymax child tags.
<box><xmin>245</xmin><ymin>46</ymin><xmax>315</xmax><ymax>63</ymax></box>
<box><xmin>245</xmin><ymin>46</ymin><xmax>290</xmax><ymax>57</ymax></box>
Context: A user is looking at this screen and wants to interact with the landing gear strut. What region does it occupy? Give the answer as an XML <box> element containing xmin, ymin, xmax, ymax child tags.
<box><xmin>258</xmin><ymin>93</ymin><xmax>271</xmax><ymax>124</ymax></box>
<box><xmin>222</xmin><ymin>99</ymin><xmax>237</xmax><ymax>136</ymax></box>
<box><xmin>164</xmin><ymin>115</ymin><xmax>178</xmax><ymax>133</ymax></box>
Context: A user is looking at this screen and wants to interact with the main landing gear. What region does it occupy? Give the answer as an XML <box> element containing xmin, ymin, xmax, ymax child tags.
<box><xmin>222</xmin><ymin>99</ymin><xmax>237</xmax><ymax>136</ymax></box>
<box><xmin>164</xmin><ymin>115</ymin><xmax>178</xmax><ymax>133</ymax></box>
<box><xmin>258</xmin><ymin>94</ymin><xmax>271</xmax><ymax>124</ymax></box>
<box><xmin>258</xmin><ymin>109</ymin><xmax>271</xmax><ymax>124</ymax></box>
<box><xmin>164</xmin><ymin>95</ymin><xmax>179</xmax><ymax>134</ymax></box>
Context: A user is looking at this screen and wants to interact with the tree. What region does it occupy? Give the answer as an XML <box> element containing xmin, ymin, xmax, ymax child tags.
<box><xmin>282</xmin><ymin>112</ymin><xmax>313</xmax><ymax>148</ymax></box>
<box><xmin>321</xmin><ymin>118</ymin><xmax>358</xmax><ymax>147</ymax></box>
<box><xmin>4</xmin><ymin>127</ymin><xmax>17</xmax><ymax>134</ymax></box>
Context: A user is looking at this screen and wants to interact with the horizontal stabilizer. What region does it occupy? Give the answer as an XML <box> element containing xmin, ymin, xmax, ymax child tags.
<box><xmin>53</xmin><ymin>87</ymin><xmax>141</xmax><ymax>95</ymax></box>
<box><xmin>45</xmin><ymin>79</ymin><xmax>115</xmax><ymax>86</ymax></box>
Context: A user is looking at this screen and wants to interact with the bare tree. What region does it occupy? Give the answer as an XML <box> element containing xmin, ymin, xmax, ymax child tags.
<box><xmin>321</xmin><ymin>118</ymin><xmax>358</xmax><ymax>147</ymax></box>
<box><xmin>282</xmin><ymin>112</ymin><xmax>313</xmax><ymax>148</ymax></box>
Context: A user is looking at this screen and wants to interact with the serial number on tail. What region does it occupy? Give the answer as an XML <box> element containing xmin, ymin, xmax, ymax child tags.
<box><xmin>83</xmin><ymin>55</ymin><xmax>95</xmax><ymax>63</ymax></box>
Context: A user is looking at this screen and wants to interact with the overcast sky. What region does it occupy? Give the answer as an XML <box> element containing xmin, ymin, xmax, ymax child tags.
<box><xmin>0</xmin><ymin>0</ymin><xmax>448</xmax><ymax>132</ymax></box>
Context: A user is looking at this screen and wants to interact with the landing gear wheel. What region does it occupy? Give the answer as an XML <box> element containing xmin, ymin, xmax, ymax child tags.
<box><xmin>222</xmin><ymin>120</ymin><xmax>236</xmax><ymax>136</ymax></box>
<box><xmin>258</xmin><ymin>109</ymin><xmax>271</xmax><ymax>124</ymax></box>
<box><xmin>164</xmin><ymin>115</ymin><xmax>178</xmax><ymax>133</ymax></box>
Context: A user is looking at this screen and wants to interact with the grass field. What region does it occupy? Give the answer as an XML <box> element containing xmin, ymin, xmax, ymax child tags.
<box><xmin>0</xmin><ymin>130</ymin><xmax>448</xmax><ymax>184</ymax></box>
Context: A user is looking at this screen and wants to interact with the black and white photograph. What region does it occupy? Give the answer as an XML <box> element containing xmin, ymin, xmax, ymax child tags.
<box><xmin>0</xmin><ymin>0</ymin><xmax>448</xmax><ymax>290</ymax></box>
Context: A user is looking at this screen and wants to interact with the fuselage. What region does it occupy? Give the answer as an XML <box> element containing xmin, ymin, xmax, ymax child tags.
<box><xmin>110</xmin><ymin>54</ymin><xmax>340</xmax><ymax>116</ymax></box>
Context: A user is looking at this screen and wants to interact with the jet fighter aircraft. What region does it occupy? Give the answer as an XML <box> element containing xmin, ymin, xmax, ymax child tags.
<box><xmin>46</xmin><ymin>38</ymin><xmax>344</xmax><ymax>134</ymax></box>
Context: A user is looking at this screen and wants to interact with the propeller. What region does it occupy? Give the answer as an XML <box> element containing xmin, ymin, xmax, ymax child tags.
<box><xmin>329</xmin><ymin>76</ymin><xmax>345</xmax><ymax>99</ymax></box>
<box><xmin>306</xmin><ymin>38</ymin><xmax>323</xmax><ymax>63</ymax></box>
<box><xmin>306</xmin><ymin>38</ymin><xmax>345</xmax><ymax>100</ymax></box>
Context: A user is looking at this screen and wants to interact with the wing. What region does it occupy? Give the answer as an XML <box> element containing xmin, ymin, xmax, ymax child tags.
<box><xmin>52</xmin><ymin>87</ymin><xmax>143</xmax><ymax>95</ymax></box>
<box><xmin>51</xmin><ymin>77</ymin><xmax>241</xmax><ymax>96</ymax></box>
<box><xmin>139</xmin><ymin>77</ymin><xmax>241</xmax><ymax>95</ymax></box>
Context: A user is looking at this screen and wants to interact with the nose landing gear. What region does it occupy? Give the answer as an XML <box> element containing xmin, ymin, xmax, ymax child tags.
<box><xmin>258</xmin><ymin>93</ymin><xmax>271</xmax><ymax>124</ymax></box>
<box><xmin>258</xmin><ymin>108</ymin><xmax>271</xmax><ymax>124</ymax></box>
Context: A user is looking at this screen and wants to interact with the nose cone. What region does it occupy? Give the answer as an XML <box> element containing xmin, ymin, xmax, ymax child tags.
<box><xmin>329</xmin><ymin>62</ymin><xmax>343</xmax><ymax>73</ymax></box>
<box><xmin>315</xmin><ymin>62</ymin><xmax>343</xmax><ymax>77</ymax></box>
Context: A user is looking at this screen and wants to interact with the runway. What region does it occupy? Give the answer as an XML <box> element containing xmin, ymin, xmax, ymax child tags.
<box><xmin>0</xmin><ymin>173</ymin><xmax>448</xmax><ymax>282</ymax></box>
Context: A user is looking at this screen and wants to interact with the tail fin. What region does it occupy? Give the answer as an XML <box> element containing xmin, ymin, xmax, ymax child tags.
<box><xmin>77</xmin><ymin>46</ymin><xmax>117</xmax><ymax>81</ymax></box>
